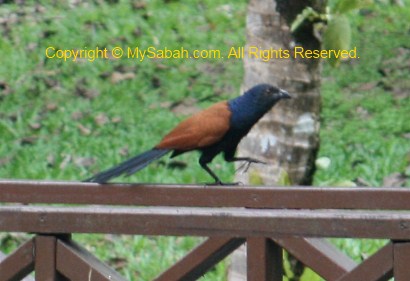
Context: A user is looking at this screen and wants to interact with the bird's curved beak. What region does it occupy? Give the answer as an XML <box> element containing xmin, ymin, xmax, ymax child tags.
<box><xmin>279</xmin><ymin>89</ymin><xmax>291</xmax><ymax>99</ymax></box>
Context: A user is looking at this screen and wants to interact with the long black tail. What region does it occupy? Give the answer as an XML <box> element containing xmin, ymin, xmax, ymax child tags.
<box><xmin>84</xmin><ymin>148</ymin><xmax>170</xmax><ymax>183</ymax></box>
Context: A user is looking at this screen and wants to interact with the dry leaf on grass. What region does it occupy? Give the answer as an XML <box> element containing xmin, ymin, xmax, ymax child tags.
<box><xmin>110</xmin><ymin>71</ymin><xmax>136</xmax><ymax>84</ymax></box>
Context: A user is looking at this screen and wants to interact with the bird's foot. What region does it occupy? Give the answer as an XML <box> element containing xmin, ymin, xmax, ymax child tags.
<box><xmin>236</xmin><ymin>159</ymin><xmax>266</xmax><ymax>174</ymax></box>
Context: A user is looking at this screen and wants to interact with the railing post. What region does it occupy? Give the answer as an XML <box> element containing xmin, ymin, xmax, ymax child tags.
<box><xmin>247</xmin><ymin>238</ymin><xmax>282</xmax><ymax>281</ymax></box>
<box><xmin>393</xmin><ymin>241</ymin><xmax>410</xmax><ymax>281</ymax></box>
<box><xmin>34</xmin><ymin>235</ymin><xmax>68</xmax><ymax>281</ymax></box>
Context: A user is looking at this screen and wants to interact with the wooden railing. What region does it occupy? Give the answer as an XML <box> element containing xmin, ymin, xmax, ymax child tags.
<box><xmin>0</xmin><ymin>180</ymin><xmax>409</xmax><ymax>281</ymax></box>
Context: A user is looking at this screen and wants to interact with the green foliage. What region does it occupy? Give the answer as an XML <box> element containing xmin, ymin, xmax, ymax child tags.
<box><xmin>249</xmin><ymin>170</ymin><xmax>265</xmax><ymax>185</ymax></box>
<box><xmin>333</xmin><ymin>0</ymin><xmax>373</xmax><ymax>13</ymax></box>
<box><xmin>290</xmin><ymin>7</ymin><xmax>322</xmax><ymax>32</ymax></box>
<box><xmin>277</xmin><ymin>169</ymin><xmax>292</xmax><ymax>186</ymax></box>
<box><xmin>323</xmin><ymin>15</ymin><xmax>351</xmax><ymax>66</ymax></box>
<box><xmin>291</xmin><ymin>0</ymin><xmax>374</xmax><ymax>67</ymax></box>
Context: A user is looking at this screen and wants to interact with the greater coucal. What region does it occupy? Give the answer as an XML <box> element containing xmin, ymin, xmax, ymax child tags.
<box><xmin>85</xmin><ymin>84</ymin><xmax>291</xmax><ymax>184</ymax></box>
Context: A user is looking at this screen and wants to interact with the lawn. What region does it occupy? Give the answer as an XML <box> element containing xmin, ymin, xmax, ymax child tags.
<box><xmin>0</xmin><ymin>1</ymin><xmax>409</xmax><ymax>280</ymax></box>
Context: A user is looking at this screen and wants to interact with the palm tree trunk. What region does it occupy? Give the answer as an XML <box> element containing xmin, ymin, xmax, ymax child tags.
<box><xmin>229</xmin><ymin>0</ymin><xmax>324</xmax><ymax>280</ymax></box>
<box><xmin>236</xmin><ymin>0</ymin><xmax>323</xmax><ymax>186</ymax></box>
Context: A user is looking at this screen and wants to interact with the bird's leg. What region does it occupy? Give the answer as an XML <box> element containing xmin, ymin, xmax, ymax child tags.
<box><xmin>200</xmin><ymin>161</ymin><xmax>222</xmax><ymax>184</ymax></box>
<box><xmin>199</xmin><ymin>158</ymin><xmax>239</xmax><ymax>186</ymax></box>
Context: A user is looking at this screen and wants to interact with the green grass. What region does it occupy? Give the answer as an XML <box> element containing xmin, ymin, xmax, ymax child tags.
<box><xmin>315</xmin><ymin>4</ymin><xmax>410</xmax><ymax>188</ymax></box>
<box><xmin>1</xmin><ymin>1</ymin><xmax>409</xmax><ymax>280</ymax></box>
<box><xmin>0</xmin><ymin>0</ymin><xmax>246</xmax><ymax>184</ymax></box>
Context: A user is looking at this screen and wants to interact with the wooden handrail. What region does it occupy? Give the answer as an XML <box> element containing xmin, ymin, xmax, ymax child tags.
<box><xmin>1</xmin><ymin>179</ymin><xmax>409</xmax><ymax>281</ymax></box>
<box><xmin>0</xmin><ymin>179</ymin><xmax>410</xmax><ymax>209</ymax></box>
<box><xmin>1</xmin><ymin>205</ymin><xmax>410</xmax><ymax>239</ymax></box>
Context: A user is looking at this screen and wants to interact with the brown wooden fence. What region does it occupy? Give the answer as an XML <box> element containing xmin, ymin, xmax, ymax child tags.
<box><xmin>0</xmin><ymin>180</ymin><xmax>409</xmax><ymax>281</ymax></box>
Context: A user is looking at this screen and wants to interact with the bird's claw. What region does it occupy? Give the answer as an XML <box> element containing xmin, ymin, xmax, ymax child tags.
<box><xmin>236</xmin><ymin>162</ymin><xmax>250</xmax><ymax>173</ymax></box>
<box><xmin>248</xmin><ymin>158</ymin><xmax>267</xmax><ymax>165</ymax></box>
<box><xmin>236</xmin><ymin>159</ymin><xmax>266</xmax><ymax>174</ymax></box>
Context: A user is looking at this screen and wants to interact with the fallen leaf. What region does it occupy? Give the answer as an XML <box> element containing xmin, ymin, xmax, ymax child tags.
<box><xmin>94</xmin><ymin>113</ymin><xmax>109</xmax><ymax>126</ymax></box>
<box><xmin>356</xmin><ymin>81</ymin><xmax>377</xmax><ymax>91</ymax></box>
<box><xmin>383</xmin><ymin>172</ymin><xmax>406</xmax><ymax>187</ymax></box>
<box><xmin>155</xmin><ymin>63</ymin><xmax>169</xmax><ymax>70</ymax></box>
<box><xmin>109</xmin><ymin>257</ymin><xmax>128</xmax><ymax>271</ymax></box>
<box><xmin>170</xmin><ymin>98</ymin><xmax>200</xmax><ymax>116</ymax></box>
<box><xmin>354</xmin><ymin>177</ymin><xmax>371</xmax><ymax>187</ymax></box>
<box><xmin>77</xmin><ymin>124</ymin><xmax>91</xmax><ymax>135</ymax></box>
<box><xmin>75</xmin><ymin>85</ymin><xmax>100</xmax><ymax>99</ymax></box>
<box><xmin>26</xmin><ymin>42</ymin><xmax>37</xmax><ymax>52</ymax></box>
<box><xmin>131</xmin><ymin>0</ymin><xmax>146</xmax><ymax>10</ymax></box>
<box><xmin>0</xmin><ymin>81</ymin><xmax>12</xmax><ymax>96</ymax></box>
<box><xmin>119</xmin><ymin>146</ymin><xmax>129</xmax><ymax>157</ymax></box>
<box><xmin>71</xmin><ymin>111</ymin><xmax>84</xmax><ymax>121</ymax></box>
<box><xmin>355</xmin><ymin>106</ymin><xmax>370</xmax><ymax>119</ymax></box>
<box><xmin>59</xmin><ymin>154</ymin><xmax>72</xmax><ymax>170</ymax></box>
<box><xmin>149</xmin><ymin>101</ymin><xmax>171</xmax><ymax>109</ymax></box>
<box><xmin>83</xmin><ymin>19</ymin><xmax>107</xmax><ymax>30</ymax></box>
<box><xmin>43</xmin><ymin>77</ymin><xmax>59</xmax><ymax>89</ymax></box>
<box><xmin>114</xmin><ymin>65</ymin><xmax>136</xmax><ymax>73</ymax></box>
<box><xmin>46</xmin><ymin>103</ymin><xmax>58</xmax><ymax>112</ymax></box>
<box><xmin>110</xmin><ymin>71</ymin><xmax>136</xmax><ymax>84</ymax></box>
<box><xmin>0</xmin><ymin>156</ymin><xmax>12</xmax><ymax>167</ymax></box>
<box><xmin>111</xmin><ymin>116</ymin><xmax>122</xmax><ymax>123</ymax></box>
<box><xmin>35</xmin><ymin>4</ymin><xmax>47</xmax><ymax>13</ymax></box>
<box><xmin>29</xmin><ymin>123</ymin><xmax>42</xmax><ymax>130</ymax></box>
<box><xmin>74</xmin><ymin>157</ymin><xmax>96</xmax><ymax>168</ymax></box>
<box><xmin>46</xmin><ymin>154</ymin><xmax>55</xmax><ymax>167</ymax></box>
<box><xmin>0</xmin><ymin>13</ymin><xmax>16</xmax><ymax>39</ymax></box>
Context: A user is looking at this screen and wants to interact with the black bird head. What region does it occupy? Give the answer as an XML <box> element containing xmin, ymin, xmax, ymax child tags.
<box><xmin>242</xmin><ymin>83</ymin><xmax>291</xmax><ymax>114</ymax></box>
<box><xmin>228</xmin><ymin>84</ymin><xmax>291</xmax><ymax>128</ymax></box>
<box><xmin>252</xmin><ymin>83</ymin><xmax>291</xmax><ymax>104</ymax></box>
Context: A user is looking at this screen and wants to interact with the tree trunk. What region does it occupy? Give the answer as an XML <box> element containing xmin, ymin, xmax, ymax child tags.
<box><xmin>237</xmin><ymin>0</ymin><xmax>323</xmax><ymax>186</ymax></box>
<box><xmin>229</xmin><ymin>0</ymin><xmax>324</xmax><ymax>280</ymax></box>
